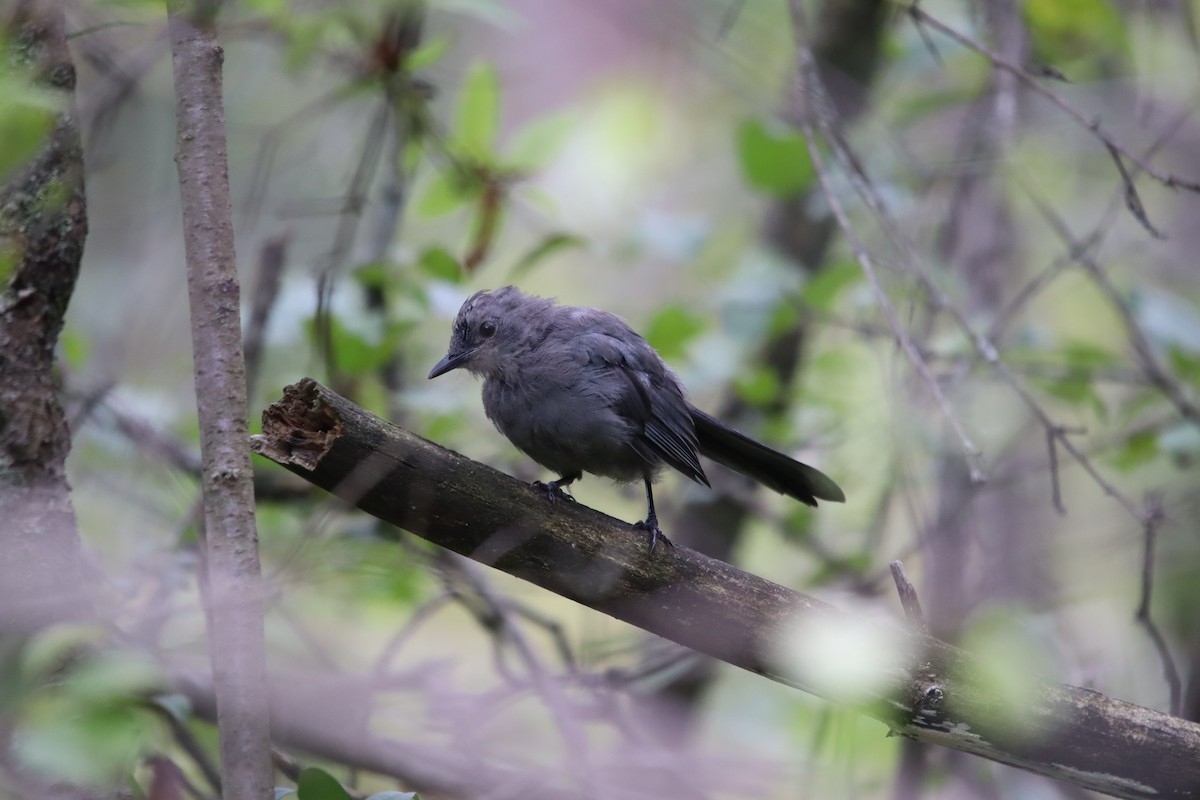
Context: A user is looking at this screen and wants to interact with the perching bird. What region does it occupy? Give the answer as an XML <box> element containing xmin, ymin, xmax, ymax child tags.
<box><xmin>428</xmin><ymin>286</ymin><xmax>844</xmax><ymax>550</ymax></box>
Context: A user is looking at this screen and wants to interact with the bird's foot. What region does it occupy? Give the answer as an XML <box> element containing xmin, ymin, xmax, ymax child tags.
<box><xmin>532</xmin><ymin>480</ymin><xmax>576</xmax><ymax>504</ymax></box>
<box><xmin>633</xmin><ymin>519</ymin><xmax>673</xmax><ymax>553</ymax></box>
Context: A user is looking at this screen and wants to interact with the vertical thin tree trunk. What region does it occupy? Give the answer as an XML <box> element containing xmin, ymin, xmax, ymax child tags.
<box><xmin>166</xmin><ymin>2</ymin><xmax>272</xmax><ymax>796</ymax></box>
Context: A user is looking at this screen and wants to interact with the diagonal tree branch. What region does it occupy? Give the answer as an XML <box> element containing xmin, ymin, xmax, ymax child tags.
<box><xmin>252</xmin><ymin>379</ymin><xmax>1200</xmax><ymax>800</ymax></box>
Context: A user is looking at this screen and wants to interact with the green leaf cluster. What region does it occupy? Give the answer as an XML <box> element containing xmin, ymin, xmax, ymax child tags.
<box><xmin>276</xmin><ymin>766</ymin><xmax>418</xmax><ymax>800</ymax></box>
<box><xmin>736</xmin><ymin>118</ymin><xmax>814</xmax><ymax>197</ymax></box>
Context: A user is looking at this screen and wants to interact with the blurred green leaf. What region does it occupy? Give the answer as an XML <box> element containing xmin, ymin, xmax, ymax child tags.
<box><xmin>418</xmin><ymin>247</ymin><xmax>462</xmax><ymax>282</ymax></box>
<box><xmin>330</xmin><ymin>324</ymin><xmax>378</xmax><ymax>373</ymax></box>
<box><xmin>402</xmin><ymin>135</ymin><xmax>425</xmax><ymax>173</ymax></box>
<box><xmin>643</xmin><ymin>305</ymin><xmax>705</xmax><ymax>361</ymax></box>
<box><xmin>457</xmin><ymin>62</ymin><xmax>500</xmax><ymax>158</ymax></box>
<box><xmin>505</xmin><ymin>112</ymin><xmax>575</xmax><ymax>171</ymax></box>
<box><xmin>20</xmin><ymin>624</ymin><xmax>105</xmax><ymax>682</ymax></box>
<box><xmin>67</xmin><ymin>651</ymin><xmax>161</xmax><ymax>703</ymax></box>
<box><xmin>14</xmin><ymin>646</ymin><xmax>160</xmax><ymax>787</ymax></box>
<box><xmin>734</xmin><ymin>367</ymin><xmax>782</xmax><ymax>407</ymax></box>
<box><xmin>1110</xmin><ymin>431</ymin><xmax>1159</xmax><ymax>471</ymax></box>
<box><xmin>0</xmin><ymin>77</ymin><xmax>60</xmax><ymax>181</ymax></box>
<box><xmin>509</xmin><ymin>233</ymin><xmax>586</xmax><ymax>277</ymax></box>
<box><xmin>15</xmin><ymin>702</ymin><xmax>154</xmax><ymax>786</ymax></box>
<box><xmin>60</xmin><ymin>328</ymin><xmax>92</xmax><ymax>371</ymax></box>
<box><xmin>1168</xmin><ymin>345</ymin><xmax>1200</xmax><ymax>387</ymax></box>
<box><xmin>423</xmin><ymin>412</ymin><xmax>467</xmax><ymax>444</ymax></box>
<box><xmin>280</xmin><ymin>15</ymin><xmax>325</xmax><ymax>72</ymax></box>
<box><xmin>364</xmin><ymin>548</ymin><xmax>426</xmax><ymax>604</ymax></box>
<box><xmin>0</xmin><ymin>240</ymin><xmax>17</xmax><ymax>285</ymax></box>
<box><xmin>418</xmin><ymin>171</ymin><xmax>479</xmax><ymax>217</ymax></box>
<box><xmin>766</xmin><ymin>301</ymin><xmax>801</xmax><ymax>337</ymax></box>
<box><xmin>307</xmin><ymin>316</ymin><xmax>390</xmax><ymax>373</ymax></box>
<box><xmin>297</xmin><ymin>767</ymin><xmax>352</xmax><ymax>800</ymax></box>
<box><xmin>1025</xmin><ymin>0</ymin><xmax>1128</xmax><ymax>72</ymax></box>
<box><xmin>1038</xmin><ymin>375</ymin><xmax>1106</xmax><ymax>419</ymax></box>
<box><xmin>1059</xmin><ymin>340</ymin><xmax>1120</xmax><ymax>370</ymax></box>
<box><xmin>241</xmin><ymin>0</ymin><xmax>290</xmax><ymax>12</ymax></box>
<box><xmin>802</xmin><ymin>262</ymin><xmax>862</xmax><ymax>311</ymax></box>
<box><xmin>405</xmin><ymin>37</ymin><xmax>448</xmax><ymax>71</ymax></box>
<box><xmin>736</xmin><ymin>118</ymin><xmax>814</xmax><ymax>197</ymax></box>
<box><xmin>354</xmin><ymin>261</ymin><xmax>390</xmax><ymax>293</ymax></box>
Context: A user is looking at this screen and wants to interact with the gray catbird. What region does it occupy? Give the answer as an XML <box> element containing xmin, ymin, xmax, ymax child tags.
<box><xmin>429</xmin><ymin>286</ymin><xmax>844</xmax><ymax>549</ymax></box>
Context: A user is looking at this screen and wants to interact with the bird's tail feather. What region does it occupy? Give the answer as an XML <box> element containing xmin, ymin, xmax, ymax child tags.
<box><xmin>689</xmin><ymin>406</ymin><xmax>845</xmax><ymax>506</ymax></box>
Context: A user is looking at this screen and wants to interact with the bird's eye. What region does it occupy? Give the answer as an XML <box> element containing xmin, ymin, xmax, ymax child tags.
<box><xmin>479</xmin><ymin>320</ymin><xmax>497</xmax><ymax>338</ymax></box>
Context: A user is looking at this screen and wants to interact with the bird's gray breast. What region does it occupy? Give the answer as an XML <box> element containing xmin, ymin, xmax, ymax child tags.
<box><xmin>480</xmin><ymin>351</ymin><xmax>650</xmax><ymax>483</ymax></box>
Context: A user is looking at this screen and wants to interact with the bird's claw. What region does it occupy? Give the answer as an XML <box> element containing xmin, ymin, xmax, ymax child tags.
<box><xmin>633</xmin><ymin>519</ymin><xmax>673</xmax><ymax>553</ymax></box>
<box><xmin>532</xmin><ymin>480</ymin><xmax>576</xmax><ymax>503</ymax></box>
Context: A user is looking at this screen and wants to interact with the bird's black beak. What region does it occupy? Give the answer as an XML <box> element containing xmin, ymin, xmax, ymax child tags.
<box><xmin>428</xmin><ymin>348</ymin><xmax>473</xmax><ymax>379</ymax></box>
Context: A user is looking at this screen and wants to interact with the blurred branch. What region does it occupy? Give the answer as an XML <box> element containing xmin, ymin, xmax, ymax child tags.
<box><xmin>1134</xmin><ymin>493</ymin><xmax>1182</xmax><ymax>716</ymax></box>
<box><xmin>664</xmin><ymin>0</ymin><xmax>891</xmax><ymax>726</ymax></box>
<box><xmin>791</xmin><ymin>3</ymin><xmax>1153</xmax><ymax>526</ymax></box>
<box><xmin>251</xmin><ymin>379</ymin><xmax>1200</xmax><ymax>799</ymax></box>
<box><xmin>432</xmin><ymin>551</ymin><xmax>596</xmax><ymax>791</ymax></box>
<box><xmin>1021</xmin><ymin>179</ymin><xmax>1200</xmax><ymax>426</ymax></box>
<box><xmin>432</xmin><ymin>550</ymin><xmax>578</xmax><ymax>678</ymax></box>
<box><xmin>787</xmin><ymin>8</ymin><xmax>985</xmax><ymax>481</ymax></box>
<box><xmin>176</xmin><ymin>668</ymin><xmax>570</xmax><ymax>799</ymax></box>
<box><xmin>165</xmin><ymin>3</ymin><xmax>271</xmax><ymax>798</ymax></box>
<box><xmin>92</xmin><ymin>396</ymin><xmax>316</xmax><ymax>502</ymax></box>
<box><xmin>995</xmin><ymin>104</ymin><xmax>1193</xmax><ymax>346</ymax></box>
<box><xmin>903</xmin><ymin>3</ymin><xmax>1200</xmax><ymax>198</ymax></box>
<box><xmin>150</xmin><ymin>701</ymin><xmax>222</xmax><ymax>797</ymax></box>
<box><xmin>243</xmin><ymin>231</ymin><xmax>290</xmax><ymax>401</ymax></box>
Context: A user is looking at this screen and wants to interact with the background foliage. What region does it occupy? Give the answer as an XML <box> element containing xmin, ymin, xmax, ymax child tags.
<box><xmin>4</xmin><ymin>0</ymin><xmax>1200</xmax><ymax>797</ymax></box>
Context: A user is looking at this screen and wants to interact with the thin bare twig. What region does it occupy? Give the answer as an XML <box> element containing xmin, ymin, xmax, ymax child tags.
<box><xmin>1045</xmin><ymin>427</ymin><xmax>1066</xmax><ymax>515</ymax></box>
<box><xmin>999</xmin><ymin>102</ymin><xmax>1194</xmax><ymax>345</ymax></box>
<box><xmin>433</xmin><ymin>552</ymin><xmax>597</xmax><ymax>793</ymax></box>
<box><xmin>903</xmin><ymin>4</ymin><xmax>1200</xmax><ymax>196</ymax></box>
<box><xmin>1021</xmin><ymin>183</ymin><xmax>1200</xmax><ymax>427</ymax></box>
<box><xmin>244</xmin><ymin>232</ymin><xmax>291</xmax><ymax>401</ymax></box>
<box><xmin>1103</xmin><ymin>141</ymin><xmax>1167</xmax><ymax>240</ymax></box>
<box><xmin>791</xmin><ymin>1</ymin><xmax>1151</xmax><ymax>527</ymax></box>
<box><xmin>1134</xmin><ymin>492</ymin><xmax>1182</xmax><ymax>716</ymax></box>
<box><xmin>372</xmin><ymin>590</ymin><xmax>455</xmax><ymax>676</ymax></box>
<box><xmin>150</xmin><ymin>700</ymin><xmax>223</xmax><ymax>795</ymax></box>
<box><xmin>889</xmin><ymin>561</ymin><xmax>928</xmax><ymax>633</ymax></box>
<box><xmin>790</xmin><ymin>1</ymin><xmax>985</xmax><ymax>481</ymax></box>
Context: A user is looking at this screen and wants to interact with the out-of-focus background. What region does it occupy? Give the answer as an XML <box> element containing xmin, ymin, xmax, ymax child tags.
<box><xmin>7</xmin><ymin>0</ymin><xmax>1200</xmax><ymax>797</ymax></box>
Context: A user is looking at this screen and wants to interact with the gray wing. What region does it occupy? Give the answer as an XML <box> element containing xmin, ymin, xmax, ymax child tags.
<box><xmin>576</xmin><ymin>315</ymin><xmax>709</xmax><ymax>486</ymax></box>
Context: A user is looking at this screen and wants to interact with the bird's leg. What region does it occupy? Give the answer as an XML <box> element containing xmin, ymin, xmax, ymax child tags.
<box><xmin>633</xmin><ymin>476</ymin><xmax>673</xmax><ymax>552</ymax></box>
<box><xmin>532</xmin><ymin>471</ymin><xmax>580</xmax><ymax>503</ymax></box>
